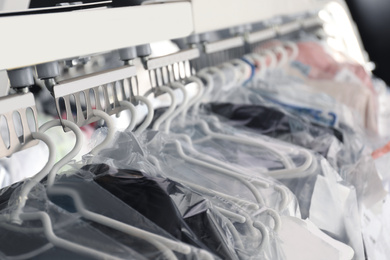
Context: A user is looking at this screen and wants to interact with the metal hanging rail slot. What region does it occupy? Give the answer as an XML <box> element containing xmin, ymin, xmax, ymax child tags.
<box><xmin>246</xmin><ymin>27</ymin><xmax>277</xmax><ymax>44</ymax></box>
<box><xmin>204</xmin><ymin>36</ymin><xmax>245</xmax><ymax>54</ymax></box>
<box><xmin>54</xmin><ymin>66</ymin><xmax>136</xmax><ymax>97</ymax></box>
<box><xmin>146</xmin><ymin>48</ymin><xmax>200</xmax><ymax>70</ymax></box>
<box><xmin>302</xmin><ymin>16</ymin><xmax>322</xmax><ymax>29</ymax></box>
<box><xmin>0</xmin><ymin>93</ymin><xmax>39</xmax><ymax>157</ymax></box>
<box><xmin>277</xmin><ymin>21</ymin><xmax>302</xmax><ymax>36</ymax></box>
<box><xmin>53</xmin><ymin>65</ymin><xmax>137</xmax><ymax>128</ymax></box>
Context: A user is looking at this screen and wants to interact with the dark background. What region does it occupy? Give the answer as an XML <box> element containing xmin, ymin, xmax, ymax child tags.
<box><xmin>346</xmin><ymin>0</ymin><xmax>390</xmax><ymax>85</ymax></box>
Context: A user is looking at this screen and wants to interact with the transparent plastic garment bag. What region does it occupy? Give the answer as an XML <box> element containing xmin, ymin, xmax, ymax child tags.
<box><xmin>85</xmin><ymin>91</ymin><xmax>289</xmax><ymax>259</ymax></box>
<box><xmin>88</xmin><ymin>130</ymin><xmax>286</xmax><ymax>260</ymax></box>
<box><xmin>0</xmin><ymin>115</ymin><xmax>218</xmax><ymax>260</ymax></box>
<box><xmin>195</xmin><ymin>58</ymin><xmax>365</xmax><ymax>171</ymax></box>
<box><xmin>203</xmin><ymin>50</ymin><xmax>369</xmax><ymax>259</ymax></box>
<box><xmin>144</xmin><ymin>62</ymin><xmax>365</xmax><ymax>258</ymax></box>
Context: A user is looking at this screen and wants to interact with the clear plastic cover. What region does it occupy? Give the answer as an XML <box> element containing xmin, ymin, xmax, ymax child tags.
<box><xmin>149</xmin><ymin>105</ymin><xmax>365</xmax><ymax>258</ymax></box>
<box><xmin>89</xmin><ymin>130</ymin><xmax>288</xmax><ymax>260</ymax></box>
<box><xmin>0</xmin><ymin>170</ymin><xmax>220</xmax><ymax>259</ymax></box>
<box><xmin>196</xmin><ymin>84</ymin><xmax>365</xmax><ymax>172</ymax></box>
<box><xmin>0</xmin><ymin>181</ymin><xmax>147</xmax><ymax>260</ymax></box>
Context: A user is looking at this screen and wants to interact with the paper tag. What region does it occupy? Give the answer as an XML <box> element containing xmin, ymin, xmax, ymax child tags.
<box><xmin>310</xmin><ymin>175</ymin><xmax>348</xmax><ymax>236</ymax></box>
<box><xmin>279</xmin><ymin>216</ymin><xmax>354</xmax><ymax>260</ymax></box>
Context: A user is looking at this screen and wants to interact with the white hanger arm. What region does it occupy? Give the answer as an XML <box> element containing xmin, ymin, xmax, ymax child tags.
<box><xmin>2</xmin><ymin>129</ymin><xmax>121</xmax><ymax>260</ymax></box>
<box><xmin>1</xmin><ymin>213</ymin><xmax>123</xmax><ymax>260</ymax></box>
<box><xmin>90</xmin><ymin>110</ymin><xmax>116</xmax><ymax>156</ymax></box>
<box><xmin>175</xmin><ymin>133</ymin><xmax>291</xmax><ymax>210</ymax></box>
<box><xmin>39</xmin><ymin>119</ymin><xmax>84</xmax><ymax>187</ymax></box>
<box><xmin>118</xmin><ymin>100</ymin><xmax>137</xmax><ymax>132</ymax></box>
<box><xmin>11</xmin><ymin>132</ymin><xmax>56</xmax><ymax>224</ymax></box>
<box><xmin>38</xmin><ymin>117</ymin><xmax>201</xmax><ymax>259</ymax></box>
<box><xmin>194</xmin><ymin>120</ymin><xmax>295</xmax><ymax>169</ymax></box>
<box><xmin>144</xmin><ymin>86</ymin><xmax>177</xmax><ymax>131</ymax></box>
<box><xmin>164</xmin><ymin>81</ymin><xmax>189</xmax><ymax>133</ymax></box>
<box><xmin>147</xmin><ymin>154</ymin><xmax>274</xmax><ymax>251</ymax></box>
<box><xmin>134</xmin><ymin>95</ymin><xmax>154</xmax><ymax>135</ymax></box>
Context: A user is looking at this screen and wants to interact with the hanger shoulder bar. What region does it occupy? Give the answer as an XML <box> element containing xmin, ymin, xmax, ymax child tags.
<box><xmin>54</xmin><ymin>65</ymin><xmax>136</xmax><ymax>97</ymax></box>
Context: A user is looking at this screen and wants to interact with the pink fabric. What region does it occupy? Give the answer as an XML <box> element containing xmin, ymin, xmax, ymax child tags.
<box><xmin>295</xmin><ymin>42</ymin><xmax>374</xmax><ymax>91</ymax></box>
<box><xmin>254</xmin><ymin>40</ymin><xmax>379</xmax><ymax>132</ymax></box>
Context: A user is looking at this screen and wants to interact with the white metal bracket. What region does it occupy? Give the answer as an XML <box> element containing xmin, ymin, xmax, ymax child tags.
<box><xmin>0</xmin><ymin>92</ymin><xmax>39</xmax><ymax>158</ymax></box>
<box><xmin>53</xmin><ymin>65</ymin><xmax>137</xmax><ymax>128</ymax></box>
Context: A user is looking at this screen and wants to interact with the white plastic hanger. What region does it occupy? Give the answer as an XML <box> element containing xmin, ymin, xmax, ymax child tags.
<box><xmin>40</xmin><ymin>111</ymin><xmax>216</xmax><ymax>260</ymax></box>
<box><xmin>164</xmin><ymin>81</ymin><xmax>189</xmax><ymax>133</ymax></box>
<box><xmin>179</xmin><ymin>69</ymin><xmax>298</xmax><ymax>171</ymax></box>
<box><xmin>138</xmin><ymin>83</ymin><xmax>283</xmax><ymax>239</ymax></box>
<box><xmin>185</xmin><ymin>64</ymin><xmax>298</xmax><ymax>170</ymax></box>
<box><xmin>133</xmin><ymin>96</ymin><xmax>154</xmax><ymax>135</ymax></box>
<box><xmin>146</xmin><ymin>154</ymin><xmax>272</xmax><ymax>253</ymax></box>
<box><xmin>1</xmin><ymin>127</ymin><xmax>124</xmax><ymax>260</ymax></box>
<box><xmin>144</xmin><ymin>72</ymin><xmax>292</xmax><ymax>213</ymax></box>
<box><xmin>283</xmin><ymin>41</ymin><xmax>299</xmax><ymax>61</ymax></box>
<box><xmin>197</xmin><ymin>50</ymin><xmax>317</xmax><ymax>179</ymax></box>
<box><xmin>144</xmin><ymin>86</ymin><xmax>177</xmax><ymax>131</ymax></box>
<box><xmin>132</xmin><ymin>82</ymin><xmax>282</xmax><ymax>251</ymax></box>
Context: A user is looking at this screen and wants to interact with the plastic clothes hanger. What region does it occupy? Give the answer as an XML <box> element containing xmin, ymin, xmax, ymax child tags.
<box><xmin>282</xmin><ymin>41</ymin><xmax>299</xmax><ymax>61</ymax></box>
<box><xmin>179</xmin><ymin>64</ymin><xmax>297</xmax><ymax>171</ymax></box>
<box><xmin>97</xmin><ymin>88</ymin><xmax>260</xmax><ymax>258</ymax></box>
<box><xmin>176</xmin><ymin>70</ymin><xmax>296</xmax><ymax>170</ymax></box>
<box><xmin>160</xmin><ymin>77</ymin><xmax>291</xmax><ymax>211</ymax></box>
<box><xmin>133</xmin><ymin>79</ymin><xmax>284</xmax><ymax>214</ymax></box>
<box><xmin>146</xmin><ymin>154</ymin><xmax>272</xmax><ymax>254</ymax></box>
<box><xmin>1</xmin><ymin>128</ymin><xmax>124</xmax><ymax>260</ymax></box>
<box><xmin>41</xmin><ymin>116</ymin><xmax>178</xmax><ymax>260</ymax></box>
<box><xmin>164</xmin><ymin>81</ymin><xmax>189</xmax><ymax>133</ymax></box>
<box><xmin>132</xmin><ymin>96</ymin><xmax>154</xmax><ymax>135</ymax></box>
<box><xmin>41</xmin><ymin>112</ymin><xmax>214</xmax><ymax>260</ymax></box>
<box><xmin>272</xmin><ymin>46</ymin><xmax>289</xmax><ymax>67</ymax></box>
<box><xmin>143</xmin><ymin>86</ymin><xmax>177</xmax><ymax>131</ymax></box>
<box><xmin>199</xmin><ymin>52</ymin><xmax>316</xmax><ymax>179</ymax></box>
<box><xmin>118</xmin><ymin>100</ymin><xmax>137</xmax><ymax>132</ymax></box>
<box><xmin>139</xmin><ymin>83</ymin><xmax>283</xmax><ymax>238</ymax></box>
<box><xmin>146</xmin><ymin>85</ymin><xmax>267</xmax><ymax>204</ymax></box>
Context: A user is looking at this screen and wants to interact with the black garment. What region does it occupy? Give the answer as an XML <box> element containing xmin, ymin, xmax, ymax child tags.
<box><xmin>0</xmin><ymin>180</ymin><xmax>146</xmax><ymax>260</ymax></box>
<box><xmin>0</xmin><ymin>181</ymin><xmax>23</xmax><ymax>211</ymax></box>
<box><xmin>87</xmin><ymin>163</ymin><xmax>236</xmax><ymax>260</ymax></box>
<box><xmin>0</xmin><ymin>173</ymin><xmax>185</xmax><ymax>259</ymax></box>
<box><xmin>204</xmin><ymin>102</ymin><xmax>344</xmax><ymax>142</ymax></box>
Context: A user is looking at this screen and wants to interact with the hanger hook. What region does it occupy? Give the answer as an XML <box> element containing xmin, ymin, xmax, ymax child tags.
<box><xmin>90</xmin><ymin>110</ymin><xmax>115</xmax><ymax>156</ymax></box>
<box><xmin>11</xmin><ymin>132</ymin><xmax>56</xmax><ymax>224</ymax></box>
<box><xmin>133</xmin><ymin>95</ymin><xmax>154</xmax><ymax>135</ymax></box>
<box><xmin>118</xmin><ymin>101</ymin><xmax>137</xmax><ymax>132</ymax></box>
<box><xmin>39</xmin><ymin>119</ymin><xmax>84</xmax><ymax>188</ymax></box>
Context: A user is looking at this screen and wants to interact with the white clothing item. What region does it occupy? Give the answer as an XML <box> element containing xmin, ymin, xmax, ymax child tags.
<box><xmin>279</xmin><ymin>216</ymin><xmax>354</xmax><ymax>260</ymax></box>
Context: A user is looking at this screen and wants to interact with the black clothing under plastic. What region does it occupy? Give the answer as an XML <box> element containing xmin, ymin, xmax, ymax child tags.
<box><xmin>85</xmin><ymin>163</ymin><xmax>235</xmax><ymax>259</ymax></box>
<box><xmin>203</xmin><ymin>102</ymin><xmax>344</xmax><ymax>142</ymax></box>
